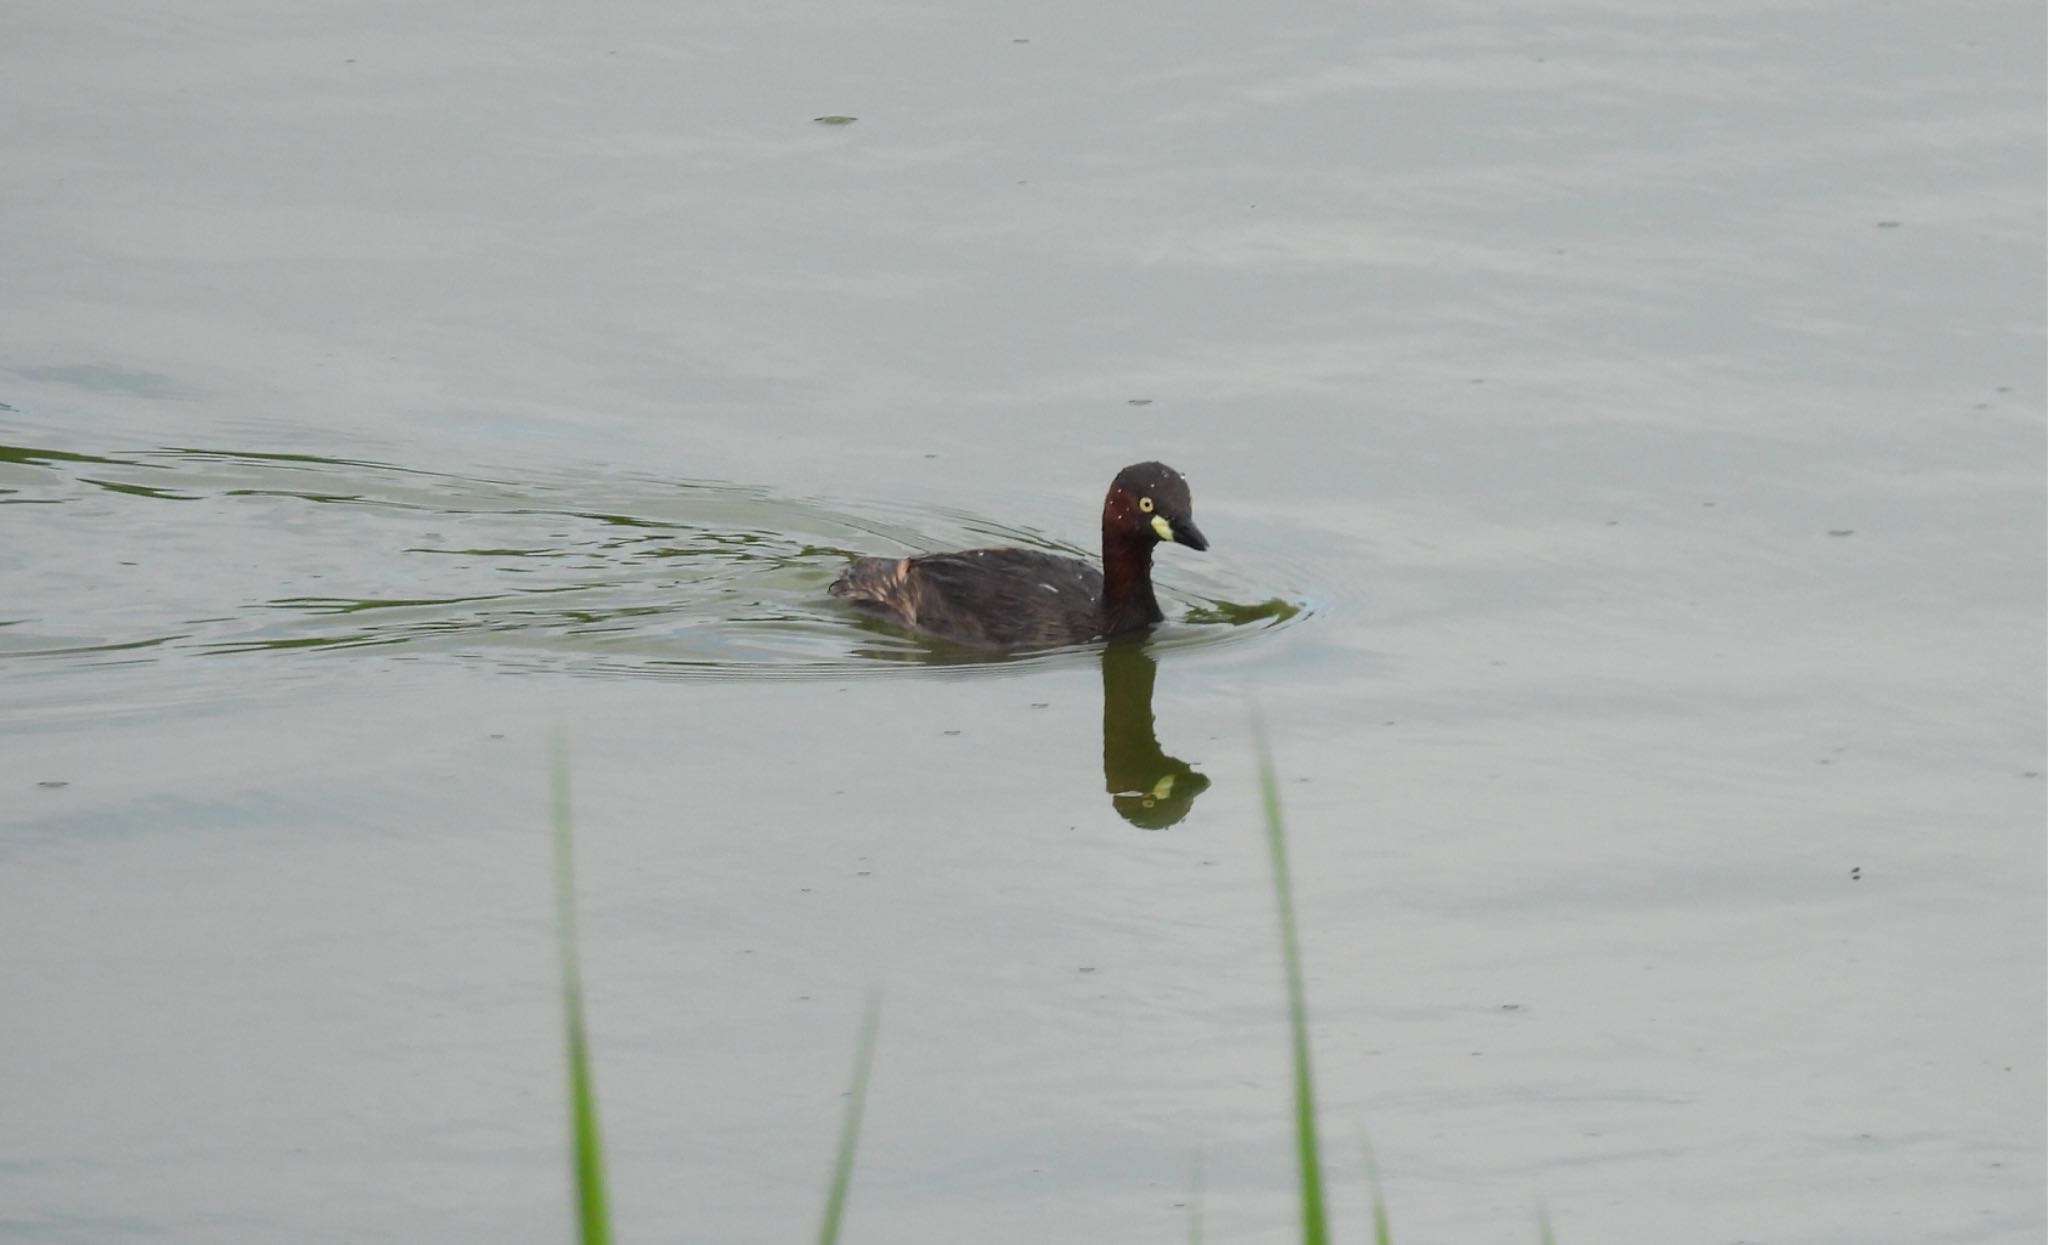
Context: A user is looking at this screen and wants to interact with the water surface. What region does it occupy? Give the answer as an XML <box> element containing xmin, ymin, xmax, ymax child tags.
<box><xmin>2</xmin><ymin>3</ymin><xmax>2041</xmax><ymax>1244</ymax></box>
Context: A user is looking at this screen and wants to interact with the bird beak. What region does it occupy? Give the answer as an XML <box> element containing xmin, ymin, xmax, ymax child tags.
<box><xmin>1174</xmin><ymin>518</ymin><xmax>1208</xmax><ymax>551</ymax></box>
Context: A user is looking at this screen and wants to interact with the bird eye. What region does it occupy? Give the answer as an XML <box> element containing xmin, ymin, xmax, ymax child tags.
<box><xmin>1138</xmin><ymin>496</ymin><xmax>1154</xmax><ymax>513</ymax></box>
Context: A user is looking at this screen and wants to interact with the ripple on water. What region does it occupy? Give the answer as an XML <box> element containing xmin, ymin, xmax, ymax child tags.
<box><xmin>0</xmin><ymin>438</ymin><xmax>1313</xmax><ymax>689</ymax></box>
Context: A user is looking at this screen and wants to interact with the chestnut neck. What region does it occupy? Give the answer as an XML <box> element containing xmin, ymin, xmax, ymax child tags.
<box><xmin>1099</xmin><ymin>521</ymin><xmax>1163</xmax><ymax>633</ymax></box>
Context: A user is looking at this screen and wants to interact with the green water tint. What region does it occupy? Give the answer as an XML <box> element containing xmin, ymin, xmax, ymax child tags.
<box><xmin>1184</xmin><ymin>597</ymin><xmax>1302</xmax><ymax>627</ymax></box>
<box><xmin>0</xmin><ymin>444</ymin><xmax>143</xmax><ymax>470</ymax></box>
<box><xmin>74</xmin><ymin>477</ymin><xmax>204</xmax><ymax>501</ymax></box>
<box><xmin>0</xmin><ymin>439</ymin><xmax>1307</xmax><ymax>678</ymax></box>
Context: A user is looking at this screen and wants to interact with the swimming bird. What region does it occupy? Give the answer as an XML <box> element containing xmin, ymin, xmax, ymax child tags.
<box><xmin>829</xmin><ymin>461</ymin><xmax>1208</xmax><ymax>648</ymax></box>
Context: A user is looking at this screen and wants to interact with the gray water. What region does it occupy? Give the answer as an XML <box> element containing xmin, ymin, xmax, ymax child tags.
<box><xmin>2</xmin><ymin>3</ymin><xmax>2042</xmax><ymax>1243</ymax></box>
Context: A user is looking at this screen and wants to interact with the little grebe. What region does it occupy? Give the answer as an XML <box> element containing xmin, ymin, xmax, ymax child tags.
<box><xmin>829</xmin><ymin>461</ymin><xmax>1208</xmax><ymax>648</ymax></box>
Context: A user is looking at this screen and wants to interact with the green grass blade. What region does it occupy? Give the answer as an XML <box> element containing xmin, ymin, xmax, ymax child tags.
<box><xmin>551</xmin><ymin>738</ymin><xmax>613</xmax><ymax>1245</ymax></box>
<box><xmin>1356</xmin><ymin>1127</ymin><xmax>1392</xmax><ymax>1245</ymax></box>
<box><xmin>817</xmin><ymin>996</ymin><xmax>882</xmax><ymax>1245</ymax></box>
<box><xmin>1538</xmin><ymin>1198</ymin><xmax>1556</xmax><ymax>1245</ymax></box>
<box><xmin>1253</xmin><ymin>714</ymin><xmax>1329</xmax><ymax>1245</ymax></box>
<box><xmin>1187</xmin><ymin>1147</ymin><xmax>1205</xmax><ymax>1245</ymax></box>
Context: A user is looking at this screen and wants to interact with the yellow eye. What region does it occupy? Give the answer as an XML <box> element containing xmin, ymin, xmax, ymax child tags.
<box><xmin>1138</xmin><ymin>496</ymin><xmax>1154</xmax><ymax>513</ymax></box>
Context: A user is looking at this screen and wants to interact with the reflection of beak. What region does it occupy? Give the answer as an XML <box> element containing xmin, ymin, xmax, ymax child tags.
<box><xmin>1175</xmin><ymin>518</ymin><xmax>1208</xmax><ymax>552</ymax></box>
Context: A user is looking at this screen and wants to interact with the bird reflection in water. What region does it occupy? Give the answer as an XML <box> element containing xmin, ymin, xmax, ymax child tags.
<box><xmin>1100</xmin><ymin>638</ymin><xmax>1210</xmax><ymax>828</ymax></box>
